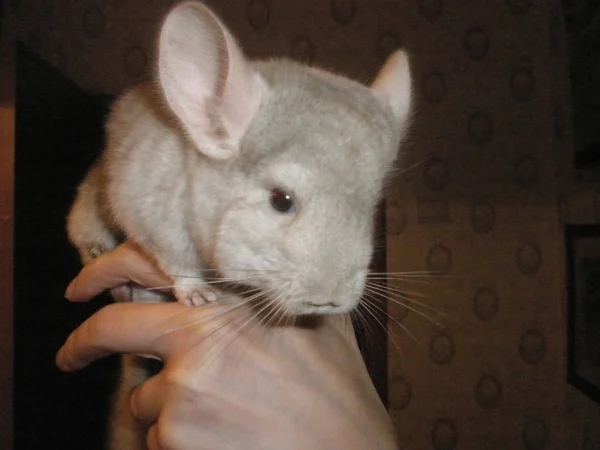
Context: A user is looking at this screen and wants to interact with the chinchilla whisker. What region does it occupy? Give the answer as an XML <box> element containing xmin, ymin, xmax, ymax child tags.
<box><xmin>196</xmin><ymin>280</ymin><xmax>264</xmax><ymax>295</ymax></box>
<box><xmin>218</xmin><ymin>291</ymin><xmax>278</xmax><ymax>348</ymax></box>
<box><xmin>351</xmin><ymin>306</ymin><xmax>377</xmax><ymax>355</ymax></box>
<box><xmin>165</xmin><ymin>268</ymin><xmax>278</xmax><ymax>274</ymax></box>
<box><xmin>202</xmin><ymin>290</ymin><xmax>277</xmax><ymax>343</ymax></box>
<box><xmin>153</xmin><ymin>298</ymin><xmax>253</xmax><ymax>343</ymax></box>
<box><xmin>275</xmin><ymin>295</ymin><xmax>294</xmax><ymax>328</ymax></box>
<box><xmin>203</xmin><ymin>277</ymin><xmax>254</xmax><ymax>284</ymax></box>
<box><xmin>261</xmin><ymin>308</ymin><xmax>285</xmax><ymax>363</ymax></box>
<box><xmin>226</xmin><ymin>268</ymin><xmax>281</xmax><ymax>273</ymax></box>
<box><xmin>202</xmin><ymin>272</ymin><xmax>283</xmax><ymax>285</ymax></box>
<box><xmin>199</xmin><ymin>288</ymin><xmax>281</xmax><ymax>371</ymax></box>
<box><xmin>362</xmin><ymin>293</ymin><xmax>421</xmax><ymax>349</ymax></box>
<box><xmin>367</xmin><ymin>276</ymin><xmax>433</xmax><ymax>285</ymax></box>
<box><xmin>365</xmin><ymin>282</ymin><xmax>440</xmax><ymax>313</ymax></box>
<box><xmin>343</xmin><ymin>313</ymin><xmax>355</xmax><ymax>335</ymax></box>
<box><xmin>202</xmin><ymin>276</ymin><xmax>268</xmax><ymax>286</ymax></box>
<box><xmin>366</xmin><ymin>282</ymin><xmax>459</xmax><ymax>326</ymax></box>
<box><xmin>356</xmin><ymin>299</ymin><xmax>404</xmax><ymax>359</ymax></box>
<box><xmin>367</xmin><ymin>276</ymin><xmax>438</xmax><ymax>283</ymax></box>
<box><xmin>365</xmin><ymin>282</ymin><xmax>447</xmax><ymax>318</ymax></box>
<box><xmin>364</xmin><ymin>284</ymin><xmax>444</xmax><ymax>328</ymax></box>
<box><xmin>168</xmin><ymin>273</ymin><xmax>215</xmax><ymax>279</ymax></box>
<box><xmin>244</xmin><ymin>292</ymin><xmax>292</xmax><ymax>364</ymax></box>
<box><xmin>355</xmin><ymin>307</ymin><xmax>375</xmax><ymax>335</ymax></box>
<box><xmin>277</xmin><ymin>306</ymin><xmax>293</xmax><ymax>328</ymax></box>
<box><xmin>257</xmin><ymin>279</ymin><xmax>289</xmax><ymax>321</ymax></box>
<box><xmin>370</xmin><ymin>270</ymin><xmax>434</xmax><ymax>275</ymax></box>
<box><xmin>168</xmin><ymin>270</ymin><xmax>282</xmax><ymax>285</ymax></box>
<box><xmin>200</xmin><ymin>310</ymin><xmax>250</xmax><ymax>346</ymax></box>
<box><xmin>363</xmin><ymin>285</ymin><xmax>446</xmax><ymax>330</ymax></box>
<box><xmin>350</xmin><ymin>306</ymin><xmax>377</xmax><ymax>356</ymax></box>
<box><xmin>370</xmin><ymin>270</ymin><xmax>449</xmax><ymax>277</ymax></box>
<box><xmin>235</xmin><ymin>299</ymin><xmax>269</xmax><ymax>334</ymax></box>
<box><xmin>357</xmin><ymin>298</ymin><xmax>393</xmax><ymax>340</ymax></box>
<box><xmin>244</xmin><ymin>286</ymin><xmax>279</xmax><ymax>310</ymax></box>
<box><xmin>382</xmin><ymin>274</ymin><xmax>452</xmax><ymax>281</ymax></box>
<box><xmin>241</xmin><ymin>287</ymin><xmax>278</xmax><ymax>309</ymax></box>
<box><xmin>396</xmin><ymin>156</ymin><xmax>431</xmax><ymax>175</ymax></box>
<box><xmin>200</xmin><ymin>322</ymin><xmax>249</xmax><ymax>376</ymax></box>
<box><xmin>257</xmin><ymin>282</ymin><xmax>289</xmax><ymax>328</ymax></box>
<box><xmin>213</xmin><ymin>271</ymin><xmax>280</xmax><ymax>278</ymax></box>
<box><xmin>365</xmin><ymin>280</ymin><xmax>429</xmax><ymax>299</ymax></box>
<box><xmin>231</xmin><ymin>297</ymin><xmax>277</xmax><ymax>371</ymax></box>
<box><xmin>259</xmin><ymin>296</ymin><xmax>284</xmax><ymax>328</ymax></box>
<box><xmin>361</xmin><ymin>295</ymin><xmax>402</xmax><ymax>349</ymax></box>
<box><xmin>262</xmin><ymin>293</ymin><xmax>283</xmax><ymax>325</ymax></box>
<box><xmin>172</xmin><ymin>287</ymin><xmax>274</xmax><ymax>337</ymax></box>
<box><xmin>144</xmin><ymin>284</ymin><xmax>176</xmax><ymax>292</ymax></box>
<box><xmin>223</xmin><ymin>286</ymin><xmax>264</xmax><ymax>299</ymax></box>
<box><xmin>166</xmin><ymin>269</ymin><xmax>218</xmax><ymax>273</ymax></box>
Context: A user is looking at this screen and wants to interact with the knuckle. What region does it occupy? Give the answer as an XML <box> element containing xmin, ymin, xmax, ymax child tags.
<box><xmin>164</xmin><ymin>367</ymin><xmax>194</xmax><ymax>393</ymax></box>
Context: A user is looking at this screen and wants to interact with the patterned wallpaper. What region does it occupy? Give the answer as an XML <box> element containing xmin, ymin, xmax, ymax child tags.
<box><xmin>5</xmin><ymin>0</ymin><xmax>600</xmax><ymax>449</ymax></box>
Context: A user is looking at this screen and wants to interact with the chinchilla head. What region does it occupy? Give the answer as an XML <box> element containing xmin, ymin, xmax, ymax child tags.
<box><xmin>158</xmin><ymin>1</ymin><xmax>412</xmax><ymax>316</ymax></box>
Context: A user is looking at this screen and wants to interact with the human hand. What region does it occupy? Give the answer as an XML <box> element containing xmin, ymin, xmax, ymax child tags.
<box><xmin>58</xmin><ymin>243</ymin><xmax>399</xmax><ymax>450</ymax></box>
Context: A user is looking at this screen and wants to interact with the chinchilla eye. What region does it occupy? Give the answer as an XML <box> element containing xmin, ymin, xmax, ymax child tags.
<box><xmin>269</xmin><ymin>188</ymin><xmax>296</xmax><ymax>214</ymax></box>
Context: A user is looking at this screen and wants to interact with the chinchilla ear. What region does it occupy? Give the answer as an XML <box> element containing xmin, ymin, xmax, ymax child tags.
<box><xmin>158</xmin><ymin>1</ymin><xmax>263</xmax><ymax>160</ymax></box>
<box><xmin>371</xmin><ymin>50</ymin><xmax>412</xmax><ymax>129</ymax></box>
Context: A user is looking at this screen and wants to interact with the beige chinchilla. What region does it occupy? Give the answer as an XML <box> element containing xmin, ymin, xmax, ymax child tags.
<box><xmin>66</xmin><ymin>1</ymin><xmax>412</xmax><ymax>448</ymax></box>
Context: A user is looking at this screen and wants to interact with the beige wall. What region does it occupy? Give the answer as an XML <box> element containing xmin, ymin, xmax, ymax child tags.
<box><xmin>6</xmin><ymin>0</ymin><xmax>600</xmax><ymax>448</ymax></box>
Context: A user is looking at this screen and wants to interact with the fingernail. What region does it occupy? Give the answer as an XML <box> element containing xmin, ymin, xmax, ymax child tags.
<box><xmin>64</xmin><ymin>280</ymin><xmax>75</xmax><ymax>300</ymax></box>
<box><xmin>129</xmin><ymin>390</ymin><xmax>140</xmax><ymax>419</ymax></box>
<box><xmin>135</xmin><ymin>353</ymin><xmax>162</xmax><ymax>361</ymax></box>
<box><xmin>203</xmin><ymin>290</ymin><xmax>218</xmax><ymax>303</ymax></box>
<box><xmin>55</xmin><ymin>347</ymin><xmax>68</xmax><ymax>371</ymax></box>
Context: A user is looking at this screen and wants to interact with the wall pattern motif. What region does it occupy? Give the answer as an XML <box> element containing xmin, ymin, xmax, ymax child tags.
<box><xmin>5</xmin><ymin>0</ymin><xmax>600</xmax><ymax>449</ymax></box>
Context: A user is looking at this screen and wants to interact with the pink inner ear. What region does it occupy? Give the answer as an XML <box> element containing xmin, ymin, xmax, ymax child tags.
<box><xmin>158</xmin><ymin>2</ymin><xmax>262</xmax><ymax>160</ymax></box>
<box><xmin>371</xmin><ymin>50</ymin><xmax>412</xmax><ymax>122</ymax></box>
<box><xmin>218</xmin><ymin>31</ymin><xmax>264</xmax><ymax>146</ymax></box>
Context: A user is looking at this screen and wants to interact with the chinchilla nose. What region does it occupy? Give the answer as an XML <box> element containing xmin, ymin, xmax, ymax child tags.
<box><xmin>301</xmin><ymin>300</ymin><xmax>340</xmax><ymax>308</ymax></box>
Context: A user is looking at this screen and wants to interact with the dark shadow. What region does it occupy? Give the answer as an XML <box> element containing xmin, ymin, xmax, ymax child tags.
<box><xmin>15</xmin><ymin>43</ymin><xmax>117</xmax><ymax>450</ymax></box>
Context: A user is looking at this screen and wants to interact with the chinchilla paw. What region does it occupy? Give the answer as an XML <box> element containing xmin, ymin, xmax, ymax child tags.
<box><xmin>174</xmin><ymin>281</ymin><xmax>218</xmax><ymax>307</ymax></box>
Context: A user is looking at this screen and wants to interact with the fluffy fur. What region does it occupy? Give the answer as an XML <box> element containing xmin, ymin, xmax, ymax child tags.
<box><xmin>66</xmin><ymin>1</ymin><xmax>412</xmax><ymax>448</ymax></box>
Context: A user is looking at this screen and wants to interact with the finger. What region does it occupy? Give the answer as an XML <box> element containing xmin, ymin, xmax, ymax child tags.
<box><xmin>56</xmin><ymin>302</ymin><xmax>197</xmax><ymax>371</ymax></box>
<box><xmin>146</xmin><ymin>425</ymin><xmax>162</xmax><ymax>450</ymax></box>
<box><xmin>56</xmin><ymin>301</ymin><xmax>238</xmax><ymax>372</ymax></box>
<box><xmin>147</xmin><ymin>422</ymin><xmax>182</xmax><ymax>450</ymax></box>
<box><xmin>130</xmin><ymin>375</ymin><xmax>166</xmax><ymax>425</ymax></box>
<box><xmin>65</xmin><ymin>241</ymin><xmax>171</xmax><ymax>302</ymax></box>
